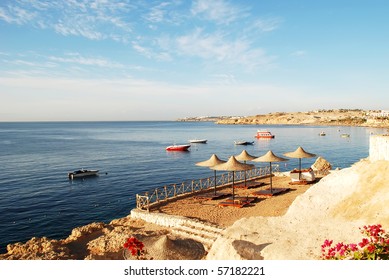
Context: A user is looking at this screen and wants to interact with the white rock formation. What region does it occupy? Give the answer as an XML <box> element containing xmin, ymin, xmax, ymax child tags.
<box><xmin>207</xmin><ymin>158</ymin><xmax>389</xmax><ymax>260</ymax></box>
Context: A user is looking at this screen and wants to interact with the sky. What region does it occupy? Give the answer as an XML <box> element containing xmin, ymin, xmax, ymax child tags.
<box><xmin>1</xmin><ymin>0</ymin><xmax>388</xmax><ymax>121</ymax></box>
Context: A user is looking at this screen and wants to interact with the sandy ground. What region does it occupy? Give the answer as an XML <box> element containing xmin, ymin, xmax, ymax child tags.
<box><xmin>151</xmin><ymin>175</ymin><xmax>315</xmax><ymax>227</ymax></box>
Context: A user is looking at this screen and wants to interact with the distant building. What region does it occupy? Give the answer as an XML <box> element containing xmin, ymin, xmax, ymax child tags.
<box><xmin>369</xmin><ymin>110</ymin><xmax>389</xmax><ymax>118</ymax></box>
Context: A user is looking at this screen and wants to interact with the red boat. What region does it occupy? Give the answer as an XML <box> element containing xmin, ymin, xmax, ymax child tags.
<box><xmin>166</xmin><ymin>144</ymin><xmax>191</xmax><ymax>151</ymax></box>
<box><xmin>255</xmin><ymin>130</ymin><xmax>275</xmax><ymax>139</ymax></box>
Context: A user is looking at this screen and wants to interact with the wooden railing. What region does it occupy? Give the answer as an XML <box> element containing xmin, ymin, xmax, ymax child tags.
<box><xmin>136</xmin><ymin>165</ymin><xmax>279</xmax><ymax>211</ymax></box>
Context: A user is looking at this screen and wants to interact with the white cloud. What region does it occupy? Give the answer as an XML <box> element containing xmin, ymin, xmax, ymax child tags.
<box><xmin>48</xmin><ymin>53</ymin><xmax>124</xmax><ymax>68</ymax></box>
<box><xmin>0</xmin><ymin>0</ymin><xmax>133</xmax><ymax>41</ymax></box>
<box><xmin>174</xmin><ymin>28</ymin><xmax>274</xmax><ymax>69</ymax></box>
<box><xmin>0</xmin><ymin>5</ymin><xmax>36</xmax><ymax>25</ymax></box>
<box><xmin>132</xmin><ymin>41</ymin><xmax>172</xmax><ymax>61</ymax></box>
<box><xmin>191</xmin><ymin>0</ymin><xmax>246</xmax><ymax>24</ymax></box>
<box><xmin>251</xmin><ymin>17</ymin><xmax>282</xmax><ymax>33</ymax></box>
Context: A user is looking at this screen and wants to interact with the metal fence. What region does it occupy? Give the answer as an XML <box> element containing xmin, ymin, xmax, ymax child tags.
<box><xmin>136</xmin><ymin>165</ymin><xmax>279</xmax><ymax>211</ymax></box>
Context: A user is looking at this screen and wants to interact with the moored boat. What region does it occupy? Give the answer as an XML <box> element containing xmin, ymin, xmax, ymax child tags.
<box><xmin>234</xmin><ymin>141</ymin><xmax>254</xmax><ymax>145</ymax></box>
<box><xmin>340</xmin><ymin>133</ymin><xmax>350</xmax><ymax>138</ymax></box>
<box><xmin>166</xmin><ymin>144</ymin><xmax>191</xmax><ymax>151</ymax></box>
<box><xmin>189</xmin><ymin>139</ymin><xmax>207</xmax><ymax>144</ymax></box>
<box><xmin>319</xmin><ymin>131</ymin><xmax>326</xmax><ymax>136</ymax></box>
<box><xmin>68</xmin><ymin>169</ymin><xmax>99</xmax><ymax>180</ymax></box>
<box><xmin>255</xmin><ymin>130</ymin><xmax>275</xmax><ymax>139</ymax></box>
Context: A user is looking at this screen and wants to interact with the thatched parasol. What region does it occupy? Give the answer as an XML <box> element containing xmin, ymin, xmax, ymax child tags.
<box><xmin>211</xmin><ymin>156</ymin><xmax>254</xmax><ymax>202</ymax></box>
<box><xmin>196</xmin><ymin>154</ymin><xmax>226</xmax><ymax>195</ymax></box>
<box><xmin>283</xmin><ymin>146</ymin><xmax>316</xmax><ymax>180</ymax></box>
<box><xmin>235</xmin><ymin>150</ymin><xmax>257</xmax><ymax>187</ymax></box>
<box><xmin>252</xmin><ymin>150</ymin><xmax>288</xmax><ymax>193</ymax></box>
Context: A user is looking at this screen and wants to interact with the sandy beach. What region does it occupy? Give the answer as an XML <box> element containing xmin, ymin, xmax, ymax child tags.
<box><xmin>152</xmin><ymin>175</ymin><xmax>313</xmax><ymax>227</ymax></box>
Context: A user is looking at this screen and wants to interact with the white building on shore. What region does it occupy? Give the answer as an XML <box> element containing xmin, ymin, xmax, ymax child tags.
<box><xmin>368</xmin><ymin>110</ymin><xmax>389</xmax><ymax>118</ymax></box>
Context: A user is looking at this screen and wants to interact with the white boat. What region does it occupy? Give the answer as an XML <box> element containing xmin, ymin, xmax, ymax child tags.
<box><xmin>68</xmin><ymin>169</ymin><xmax>99</xmax><ymax>179</ymax></box>
<box><xmin>189</xmin><ymin>139</ymin><xmax>207</xmax><ymax>144</ymax></box>
<box><xmin>319</xmin><ymin>131</ymin><xmax>326</xmax><ymax>136</ymax></box>
<box><xmin>340</xmin><ymin>133</ymin><xmax>350</xmax><ymax>138</ymax></box>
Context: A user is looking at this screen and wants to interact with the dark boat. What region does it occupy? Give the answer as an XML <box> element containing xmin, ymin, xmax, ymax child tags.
<box><xmin>234</xmin><ymin>141</ymin><xmax>254</xmax><ymax>145</ymax></box>
<box><xmin>68</xmin><ymin>169</ymin><xmax>99</xmax><ymax>179</ymax></box>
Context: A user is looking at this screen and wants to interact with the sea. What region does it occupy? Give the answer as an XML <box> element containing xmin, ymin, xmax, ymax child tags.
<box><xmin>0</xmin><ymin>121</ymin><xmax>386</xmax><ymax>253</ymax></box>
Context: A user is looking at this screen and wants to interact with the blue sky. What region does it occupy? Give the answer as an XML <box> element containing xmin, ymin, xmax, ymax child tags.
<box><xmin>1</xmin><ymin>0</ymin><xmax>388</xmax><ymax>121</ymax></box>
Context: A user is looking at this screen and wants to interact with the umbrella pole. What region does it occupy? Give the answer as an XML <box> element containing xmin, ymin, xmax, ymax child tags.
<box><xmin>270</xmin><ymin>162</ymin><xmax>273</xmax><ymax>194</ymax></box>
<box><xmin>214</xmin><ymin>170</ymin><xmax>217</xmax><ymax>195</ymax></box>
<box><xmin>244</xmin><ymin>161</ymin><xmax>247</xmax><ymax>187</ymax></box>
<box><xmin>232</xmin><ymin>171</ymin><xmax>235</xmax><ymax>204</ymax></box>
<box><xmin>298</xmin><ymin>158</ymin><xmax>302</xmax><ymax>181</ymax></box>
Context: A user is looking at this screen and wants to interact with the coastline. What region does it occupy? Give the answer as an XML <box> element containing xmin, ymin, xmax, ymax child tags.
<box><xmin>178</xmin><ymin>109</ymin><xmax>389</xmax><ymax>128</ymax></box>
<box><xmin>0</xmin><ymin>174</ymin><xmax>310</xmax><ymax>260</ymax></box>
<box><xmin>1</xmin><ymin>125</ymin><xmax>389</xmax><ymax>260</ymax></box>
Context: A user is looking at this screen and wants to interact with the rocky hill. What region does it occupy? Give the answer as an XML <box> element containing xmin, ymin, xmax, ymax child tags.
<box><xmin>181</xmin><ymin>109</ymin><xmax>389</xmax><ymax>128</ymax></box>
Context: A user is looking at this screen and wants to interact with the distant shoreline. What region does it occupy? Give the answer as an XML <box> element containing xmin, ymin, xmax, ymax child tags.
<box><xmin>178</xmin><ymin>109</ymin><xmax>389</xmax><ymax>128</ymax></box>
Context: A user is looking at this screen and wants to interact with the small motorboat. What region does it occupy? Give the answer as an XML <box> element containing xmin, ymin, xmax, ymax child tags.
<box><xmin>340</xmin><ymin>133</ymin><xmax>350</xmax><ymax>138</ymax></box>
<box><xmin>166</xmin><ymin>144</ymin><xmax>191</xmax><ymax>151</ymax></box>
<box><xmin>255</xmin><ymin>130</ymin><xmax>275</xmax><ymax>139</ymax></box>
<box><xmin>68</xmin><ymin>169</ymin><xmax>99</xmax><ymax>180</ymax></box>
<box><xmin>234</xmin><ymin>141</ymin><xmax>254</xmax><ymax>145</ymax></box>
<box><xmin>189</xmin><ymin>139</ymin><xmax>207</xmax><ymax>144</ymax></box>
<box><xmin>319</xmin><ymin>131</ymin><xmax>326</xmax><ymax>136</ymax></box>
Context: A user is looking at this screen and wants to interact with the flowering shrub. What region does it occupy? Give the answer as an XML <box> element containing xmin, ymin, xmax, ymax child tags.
<box><xmin>123</xmin><ymin>236</ymin><xmax>152</xmax><ymax>260</ymax></box>
<box><xmin>321</xmin><ymin>224</ymin><xmax>389</xmax><ymax>260</ymax></box>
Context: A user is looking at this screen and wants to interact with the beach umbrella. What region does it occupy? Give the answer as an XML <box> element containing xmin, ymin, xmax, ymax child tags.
<box><xmin>283</xmin><ymin>146</ymin><xmax>316</xmax><ymax>180</ymax></box>
<box><xmin>252</xmin><ymin>150</ymin><xmax>288</xmax><ymax>194</ymax></box>
<box><xmin>196</xmin><ymin>154</ymin><xmax>226</xmax><ymax>195</ymax></box>
<box><xmin>210</xmin><ymin>156</ymin><xmax>255</xmax><ymax>203</ymax></box>
<box><xmin>235</xmin><ymin>150</ymin><xmax>257</xmax><ymax>188</ymax></box>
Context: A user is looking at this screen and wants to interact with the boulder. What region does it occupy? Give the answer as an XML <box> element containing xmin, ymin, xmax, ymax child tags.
<box><xmin>311</xmin><ymin>156</ymin><xmax>332</xmax><ymax>173</ymax></box>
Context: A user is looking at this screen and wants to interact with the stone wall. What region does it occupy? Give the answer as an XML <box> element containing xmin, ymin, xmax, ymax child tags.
<box><xmin>369</xmin><ymin>135</ymin><xmax>389</xmax><ymax>161</ymax></box>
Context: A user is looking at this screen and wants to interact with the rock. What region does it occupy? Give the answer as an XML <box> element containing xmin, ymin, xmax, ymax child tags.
<box><xmin>311</xmin><ymin>156</ymin><xmax>332</xmax><ymax>173</ymax></box>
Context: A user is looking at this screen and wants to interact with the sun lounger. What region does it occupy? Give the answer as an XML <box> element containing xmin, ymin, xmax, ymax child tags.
<box><xmin>290</xmin><ymin>168</ymin><xmax>315</xmax><ymax>183</ymax></box>
<box><xmin>252</xmin><ymin>188</ymin><xmax>291</xmax><ymax>197</ymax></box>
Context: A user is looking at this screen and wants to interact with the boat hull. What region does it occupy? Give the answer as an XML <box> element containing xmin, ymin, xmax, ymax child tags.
<box><xmin>68</xmin><ymin>170</ymin><xmax>99</xmax><ymax>179</ymax></box>
<box><xmin>234</xmin><ymin>141</ymin><xmax>254</xmax><ymax>145</ymax></box>
<box><xmin>255</xmin><ymin>130</ymin><xmax>275</xmax><ymax>139</ymax></box>
<box><xmin>166</xmin><ymin>145</ymin><xmax>191</xmax><ymax>151</ymax></box>
<box><xmin>189</xmin><ymin>139</ymin><xmax>207</xmax><ymax>144</ymax></box>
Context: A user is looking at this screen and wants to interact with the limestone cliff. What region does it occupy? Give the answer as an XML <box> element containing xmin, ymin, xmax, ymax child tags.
<box><xmin>206</xmin><ymin>159</ymin><xmax>389</xmax><ymax>260</ymax></box>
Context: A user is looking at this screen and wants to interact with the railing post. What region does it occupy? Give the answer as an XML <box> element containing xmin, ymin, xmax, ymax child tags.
<box><xmin>173</xmin><ymin>184</ymin><xmax>176</xmax><ymax>196</ymax></box>
<box><xmin>164</xmin><ymin>185</ymin><xmax>168</xmax><ymax>200</ymax></box>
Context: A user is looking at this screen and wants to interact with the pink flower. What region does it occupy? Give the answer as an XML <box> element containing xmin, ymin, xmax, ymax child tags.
<box><xmin>358</xmin><ymin>238</ymin><xmax>369</xmax><ymax>248</ymax></box>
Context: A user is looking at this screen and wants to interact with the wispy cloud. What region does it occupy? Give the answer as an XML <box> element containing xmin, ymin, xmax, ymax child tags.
<box><xmin>191</xmin><ymin>0</ymin><xmax>246</xmax><ymax>24</ymax></box>
<box><xmin>251</xmin><ymin>17</ymin><xmax>282</xmax><ymax>33</ymax></box>
<box><xmin>0</xmin><ymin>0</ymin><xmax>133</xmax><ymax>41</ymax></box>
<box><xmin>48</xmin><ymin>53</ymin><xmax>124</xmax><ymax>68</ymax></box>
<box><xmin>0</xmin><ymin>5</ymin><xmax>36</xmax><ymax>25</ymax></box>
<box><xmin>174</xmin><ymin>28</ymin><xmax>274</xmax><ymax>69</ymax></box>
<box><xmin>0</xmin><ymin>0</ymin><xmax>281</xmax><ymax>73</ymax></box>
<box><xmin>132</xmin><ymin>41</ymin><xmax>172</xmax><ymax>61</ymax></box>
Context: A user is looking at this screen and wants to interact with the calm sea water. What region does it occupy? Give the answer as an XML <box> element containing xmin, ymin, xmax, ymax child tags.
<box><xmin>0</xmin><ymin>121</ymin><xmax>386</xmax><ymax>253</ymax></box>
